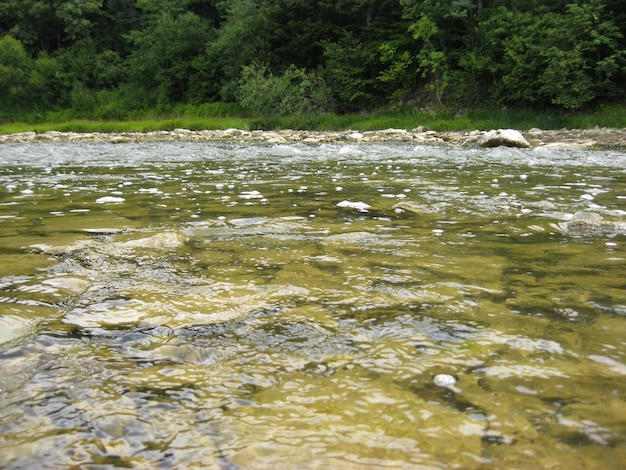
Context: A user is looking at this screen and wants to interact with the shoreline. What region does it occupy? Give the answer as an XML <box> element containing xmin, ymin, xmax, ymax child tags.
<box><xmin>1</xmin><ymin>127</ymin><xmax>625</xmax><ymax>150</ymax></box>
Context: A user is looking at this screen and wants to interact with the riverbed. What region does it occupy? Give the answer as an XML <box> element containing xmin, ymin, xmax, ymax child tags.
<box><xmin>1</xmin><ymin>141</ymin><xmax>625</xmax><ymax>468</ymax></box>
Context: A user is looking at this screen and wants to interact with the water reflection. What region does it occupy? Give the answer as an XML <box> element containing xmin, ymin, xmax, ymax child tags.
<box><xmin>0</xmin><ymin>142</ymin><xmax>625</xmax><ymax>468</ymax></box>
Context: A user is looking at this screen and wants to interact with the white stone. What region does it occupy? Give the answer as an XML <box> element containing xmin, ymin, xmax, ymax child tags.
<box><xmin>223</xmin><ymin>128</ymin><xmax>243</xmax><ymax>137</ymax></box>
<box><xmin>478</xmin><ymin>129</ymin><xmax>530</xmax><ymax>148</ymax></box>
<box><xmin>433</xmin><ymin>374</ymin><xmax>457</xmax><ymax>388</ymax></box>
<box><xmin>266</xmin><ymin>136</ymin><xmax>287</xmax><ymax>144</ymax></box>
<box><xmin>13</xmin><ymin>132</ymin><xmax>37</xmax><ymax>141</ymax></box>
<box><xmin>379</xmin><ymin>128</ymin><xmax>407</xmax><ymax>134</ymax></box>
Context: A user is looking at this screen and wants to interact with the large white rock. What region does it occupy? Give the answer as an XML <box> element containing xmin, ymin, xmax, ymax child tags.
<box><xmin>478</xmin><ymin>129</ymin><xmax>530</xmax><ymax>148</ymax></box>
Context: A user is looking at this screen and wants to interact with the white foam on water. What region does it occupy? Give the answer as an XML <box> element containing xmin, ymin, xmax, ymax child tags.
<box><xmin>336</xmin><ymin>200</ymin><xmax>371</xmax><ymax>212</ymax></box>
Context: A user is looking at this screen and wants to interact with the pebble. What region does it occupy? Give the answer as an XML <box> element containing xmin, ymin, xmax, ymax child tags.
<box><xmin>433</xmin><ymin>374</ymin><xmax>457</xmax><ymax>388</ymax></box>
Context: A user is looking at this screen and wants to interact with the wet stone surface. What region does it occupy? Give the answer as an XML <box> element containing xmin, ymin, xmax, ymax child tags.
<box><xmin>2</xmin><ymin>126</ymin><xmax>626</xmax><ymax>150</ymax></box>
<box><xmin>0</xmin><ymin>141</ymin><xmax>625</xmax><ymax>468</ymax></box>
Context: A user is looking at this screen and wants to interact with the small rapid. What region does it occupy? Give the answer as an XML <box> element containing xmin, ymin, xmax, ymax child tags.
<box><xmin>1</xmin><ymin>141</ymin><xmax>625</xmax><ymax>468</ymax></box>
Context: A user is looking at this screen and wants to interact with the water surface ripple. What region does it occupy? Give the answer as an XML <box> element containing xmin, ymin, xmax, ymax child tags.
<box><xmin>1</xmin><ymin>142</ymin><xmax>625</xmax><ymax>468</ymax></box>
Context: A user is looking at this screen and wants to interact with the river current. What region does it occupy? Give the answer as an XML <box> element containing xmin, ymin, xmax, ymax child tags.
<box><xmin>0</xmin><ymin>141</ymin><xmax>625</xmax><ymax>468</ymax></box>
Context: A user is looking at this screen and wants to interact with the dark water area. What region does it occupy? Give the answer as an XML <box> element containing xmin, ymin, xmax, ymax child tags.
<box><xmin>0</xmin><ymin>142</ymin><xmax>625</xmax><ymax>468</ymax></box>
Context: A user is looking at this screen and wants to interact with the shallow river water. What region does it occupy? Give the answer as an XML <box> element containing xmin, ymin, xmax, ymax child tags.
<box><xmin>0</xmin><ymin>141</ymin><xmax>625</xmax><ymax>469</ymax></box>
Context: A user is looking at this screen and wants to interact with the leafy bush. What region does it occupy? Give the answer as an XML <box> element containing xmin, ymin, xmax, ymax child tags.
<box><xmin>70</xmin><ymin>84</ymin><xmax>97</xmax><ymax>115</ymax></box>
<box><xmin>0</xmin><ymin>36</ymin><xmax>33</xmax><ymax>113</ymax></box>
<box><xmin>126</xmin><ymin>11</ymin><xmax>215</xmax><ymax>106</ymax></box>
<box><xmin>94</xmin><ymin>85</ymin><xmax>152</xmax><ymax>120</ymax></box>
<box><xmin>236</xmin><ymin>63</ymin><xmax>334</xmax><ymax>116</ymax></box>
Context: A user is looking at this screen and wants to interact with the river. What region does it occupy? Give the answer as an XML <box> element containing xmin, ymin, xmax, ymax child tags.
<box><xmin>0</xmin><ymin>141</ymin><xmax>625</xmax><ymax>468</ymax></box>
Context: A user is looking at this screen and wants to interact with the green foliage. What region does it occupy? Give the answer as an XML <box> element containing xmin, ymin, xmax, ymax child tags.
<box><xmin>55</xmin><ymin>0</ymin><xmax>103</xmax><ymax>39</ymax></box>
<box><xmin>207</xmin><ymin>0</ymin><xmax>273</xmax><ymax>101</ymax></box>
<box><xmin>236</xmin><ymin>63</ymin><xmax>333</xmax><ymax>116</ymax></box>
<box><xmin>0</xmin><ymin>36</ymin><xmax>67</xmax><ymax>114</ymax></box>
<box><xmin>0</xmin><ymin>36</ymin><xmax>33</xmax><ymax>112</ymax></box>
<box><xmin>54</xmin><ymin>39</ymin><xmax>129</xmax><ymax>115</ymax></box>
<box><xmin>2</xmin><ymin>103</ymin><xmax>625</xmax><ymax>136</ymax></box>
<box><xmin>0</xmin><ymin>0</ymin><xmax>625</xmax><ymax>119</ymax></box>
<box><xmin>378</xmin><ymin>41</ymin><xmax>419</xmax><ymax>102</ymax></box>
<box><xmin>321</xmin><ymin>33</ymin><xmax>382</xmax><ymax>111</ymax></box>
<box><xmin>94</xmin><ymin>85</ymin><xmax>152</xmax><ymax>119</ymax></box>
<box><xmin>498</xmin><ymin>5</ymin><xmax>615</xmax><ymax>109</ymax></box>
<box><xmin>0</xmin><ymin>0</ymin><xmax>102</xmax><ymax>54</ymax></box>
<box><xmin>397</xmin><ymin>0</ymin><xmax>626</xmax><ymax>110</ymax></box>
<box><xmin>509</xmin><ymin>2</ymin><xmax>623</xmax><ymax>109</ymax></box>
<box><xmin>171</xmin><ymin>102</ymin><xmax>246</xmax><ymax>118</ymax></box>
<box><xmin>69</xmin><ymin>84</ymin><xmax>97</xmax><ymax>114</ymax></box>
<box><xmin>126</xmin><ymin>11</ymin><xmax>215</xmax><ymax>106</ymax></box>
<box><xmin>398</xmin><ymin>0</ymin><xmax>480</xmax><ymax>107</ymax></box>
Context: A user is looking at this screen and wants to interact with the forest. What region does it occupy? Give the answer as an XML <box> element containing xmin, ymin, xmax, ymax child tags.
<box><xmin>0</xmin><ymin>0</ymin><xmax>625</xmax><ymax>121</ymax></box>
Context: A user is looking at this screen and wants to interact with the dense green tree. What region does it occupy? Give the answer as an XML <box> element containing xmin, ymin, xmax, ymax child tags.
<box><xmin>467</xmin><ymin>1</ymin><xmax>626</xmax><ymax>109</ymax></box>
<box><xmin>395</xmin><ymin>0</ymin><xmax>625</xmax><ymax>109</ymax></box>
<box><xmin>301</xmin><ymin>0</ymin><xmax>409</xmax><ymax>110</ymax></box>
<box><xmin>0</xmin><ymin>36</ymin><xmax>33</xmax><ymax>111</ymax></box>
<box><xmin>135</xmin><ymin>0</ymin><xmax>220</xmax><ymax>19</ymax></box>
<box><xmin>210</xmin><ymin>0</ymin><xmax>408</xmax><ymax>109</ymax></box>
<box><xmin>126</xmin><ymin>11</ymin><xmax>215</xmax><ymax>106</ymax></box>
<box><xmin>391</xmin><ymin>0</ymin><xmax>480</xmax><ymax>106</ymax></box>
<box><xmin>321</xmin><ymin>33</ymin><xmax>381</xmax><ymax>111</ymax></box>
<box><xmin>203</xmin><ymin>0</ymin><xmax>275</xmax><ymax>101</ymax></box>
<box><xmin>0</xmin><ymin>36</ymin><xmax>66</xmax><ymax>114</ymax></box>
<box><xmin>53</xmin><ymin>37</ymin><xmax>126</xmax><ymax>99</ymax></box>
<box><xmin>0</xmin><ymin>0</ymin><xmax>624</xmax><ymax>117</ymax></box>
<box><xmin>91</xmin><ymin>0</ymin><xmax>141</xmax><ymax>55</ymax></box>
<box><xmin>0</xmin><ymin>0</ymin><xmax>102</xmax><ymax>54</ymax></box>
<box><xmin>236</xmin><ymin>62</ymin><xmax>333</xmax><ymax>115</ymax></box>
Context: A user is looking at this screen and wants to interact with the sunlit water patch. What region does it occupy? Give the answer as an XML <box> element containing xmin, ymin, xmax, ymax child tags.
<box><xmin>1</xmin><ymin>142</ymin><xmax>625</xmax><ymax>468</ymax></box>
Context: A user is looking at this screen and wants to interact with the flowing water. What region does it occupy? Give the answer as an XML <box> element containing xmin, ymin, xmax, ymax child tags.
<box><xmin>0</xmin><ymin>141</ymin><xmax>625</xmax><ymax>469</ymax></box>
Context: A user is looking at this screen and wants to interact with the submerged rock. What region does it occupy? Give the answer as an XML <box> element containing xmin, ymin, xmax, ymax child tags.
<box><xmin>0</xmin><ymin>314</ymin><xmax>39</xmax><ymax>346</ymax></box>
<box><xmin>558</xmin><ymin>214</ymin><xmax>626</xmax><ymax>236</ymax></box>
<box><xmin>323</xmin><ymin>231</ymin><xmax>382</xmax><ymax>245</ymax></box>
<box><xmin>118</xmin><ymin>231</ymin><xmax>187</xmax><ymax>250</ymax></box>
<box><xmin>392</xmin><ymin>200</ymin><xmax>444</xmax><ymax>215</ymax></box>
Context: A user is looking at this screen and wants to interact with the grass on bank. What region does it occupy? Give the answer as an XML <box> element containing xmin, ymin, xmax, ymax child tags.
<box><xmin>0</xmin><ymin>117</ymin><xmax>251</xmax><ymax>135</ymax></box>
<box><xmin>1</xmin><ymin>104</ymin><xmax>625</xmax><ymax>136</ymax></box>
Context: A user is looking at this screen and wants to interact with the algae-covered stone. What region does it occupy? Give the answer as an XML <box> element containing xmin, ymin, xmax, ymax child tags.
<box><xmin>117</xmin><ymin>231</ymin><xmax>186</xmax><ymax>250</ymax></box>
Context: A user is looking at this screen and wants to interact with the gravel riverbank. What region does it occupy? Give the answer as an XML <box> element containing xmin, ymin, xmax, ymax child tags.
<box><xmin>1</xmin><ymin>126</ymin><xmax>625</xmax><ymax>150</ymax></box>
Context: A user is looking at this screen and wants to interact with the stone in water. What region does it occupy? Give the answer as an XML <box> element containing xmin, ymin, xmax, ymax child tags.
<box><xmin>433</xmin><ymin>374</ymin><xmax>457</xmax><ymax>388</ymax></box>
